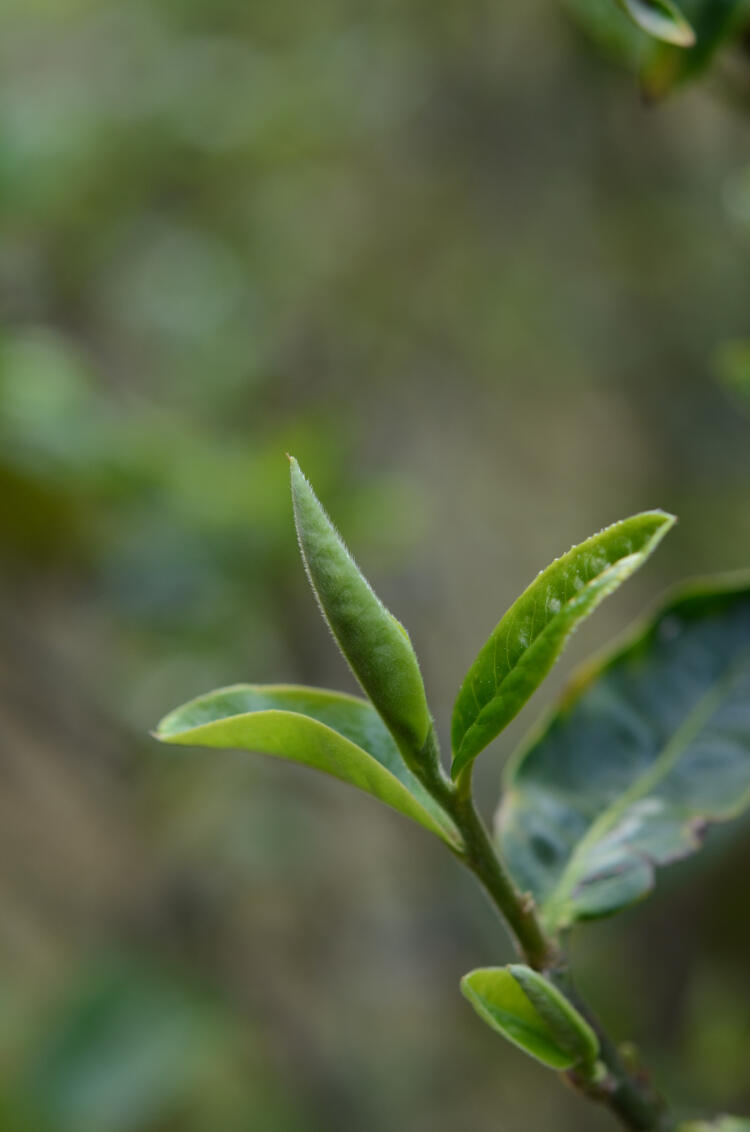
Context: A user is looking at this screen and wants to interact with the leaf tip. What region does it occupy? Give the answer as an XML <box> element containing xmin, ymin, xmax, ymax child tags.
<box><xmin>289</xmin><ymin>455</ymin><xmax>312</xmax><ymax>530</ymax></box>
<box><xmin>650</xmin><ymin>19</ymin><xmax>696</xmax><ymax>48</ymax></box>
<box><xmin>661</xmin><ymin>13</ymin><xmax>696</xmax><ymax>47</ymax></box>
<box><xmin>636</xmin><ymin>507</ymin><xmax>676</xmax><ymax>524</ymax></box>
<box><xmin>640</xmin><ymin>508</ymin><xmax>677</xmax><ymax>544</ymax></box>
<box><xmin>459</xmin><ymin>968</ymin><xmax>483</xmax><ymax>1000</ymax></box>
<box><xmin>618</xmin><ymin>0</ymin><xmax>696</xmax><ymax>48</ymax></box>
<box><xmin>288</xmin><ymin>453</ymin><xmax>302</xmax><ymax>486</ymax></box>
<box><xmin>152</xmin><ymin>709</ymin><xmax>184</xmax><ymax>742</ymax></box>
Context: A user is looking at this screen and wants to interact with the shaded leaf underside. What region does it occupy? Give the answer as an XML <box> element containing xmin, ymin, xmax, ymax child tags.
<box><xmin>156</xmin><ymin>684</ymin><xmax>460</xmax><ymax>848</ymax></box>
<box><xmin>497</xmin><ymin>579</ymin><xmax>750</xmax><ymax>933</ymax></box>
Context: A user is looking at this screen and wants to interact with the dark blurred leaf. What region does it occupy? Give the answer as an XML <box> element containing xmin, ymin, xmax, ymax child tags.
<box><xmin>497</xmin><ymin>577</ymin><xmax>750</xmax><ymax>933</ymax></box>
<box><xmin>156</xmin><ymin>684</ymin><xmax>461</xmax><ymax>846</ymax></box>
<box><xmin>565</xmin><ymin>0</ymin><xmax>649</xmax><ymax>65</ymax></box>
<box><xmin>23</xmin><ymin>962</ymin><xmax>226</xmax><ymax>1132</ymax></box>
<box><xmin>615</xmin><ymin>0</ymin><xmax>696</xmax><ymax>46</ymax></box>
<box><xmin>640</xmin><ymin>0</ymin><xmax>750</xmax><ymax>97</ymax></box>
<box><xmin>568</xmin><ymin>0</ymin><xmax>750</xmax><ymax>91</ymax></box>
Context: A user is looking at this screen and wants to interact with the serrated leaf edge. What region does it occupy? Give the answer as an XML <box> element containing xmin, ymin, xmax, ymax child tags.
<box><xmin>451</xmin><ymin>511</ymin><xmax>675</xmax><ymax>778</ymax></box>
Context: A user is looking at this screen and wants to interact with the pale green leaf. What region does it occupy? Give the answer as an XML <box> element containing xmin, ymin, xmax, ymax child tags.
<box><xmin>497</xmin><ymin>577</ymin><xmax>750</xmax><ymax>933</ymax></box>
<box><xmin>290</xmin><ymin>457</ymin><xmax>432</xmax><ymax>762</ymax></box>
<box><xmin>451</xmin><ymin>511</ymin><xmax>674</xmax><ymax>778</ymax></box>
<box><xmin>461</xmin><ymin>966</ymin><xmax>599</xmax><ymax>1071</ymax></box>
<box><xmin>156</xmin><ymin>684</ymin><xmax>460</xmax><ymax>848</ymax></box>
<box><xmin>507</xmin><ymin>965</ymin><xmax>600</xmax><ymax>1070</ymax></box>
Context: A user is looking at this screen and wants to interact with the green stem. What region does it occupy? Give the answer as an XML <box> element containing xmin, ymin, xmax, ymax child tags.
<box><xmin>413</xmin><ymin>727</ymin><xmax>673</xmax><ymax>1132</ymax></box>
<box><xmin>553</xmin><ymin>973</ymin><xmax>674</xmax><ymax>1131</ymax></box>
<box><xmin>450</xmin><ymin>772</ymin><xmax>556</xmax><ymax>971</ymax></box>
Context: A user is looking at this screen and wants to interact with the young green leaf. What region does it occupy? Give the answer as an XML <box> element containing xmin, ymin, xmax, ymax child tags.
<box><xmin>460</xmin><ymin>966</ymin><xmax>599</xmax><ymax>1071</ymax></box>
<box><xmin>289</xmin><ymin>457</ymin><xmax>433</xmax><ymax>765</ymax></box>
<box><xmin>155</xmin><ymin>684</ymin><xmax>460</xmax><ymax>848</ymax></box>
<box><xmin>497</xmin><ymin>576</ymin><xmax>750</xmax><ymax>934</ymax></box>
<box><xmin>615</xmin><ymin>0</ymin><xmax>696</xmax><ymax>45</ymax></box>
<box><xmin>507</xmin><ymin>965</ymin><xmax>600</xmax><ymax>1071</ymax></box>
<box><xmin>451</xmin><ymin>511</ymin><xmax>674</xmax><ymax>778</ymax></box>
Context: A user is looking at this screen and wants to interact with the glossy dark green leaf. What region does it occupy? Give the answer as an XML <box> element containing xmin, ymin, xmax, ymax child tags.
<box><xmin>451</xmin><ymin>511</ymin><xmax>674</xmax><ymax>778</ymax></box>
<box><xmin>497</xmin><ymin>577</ymin><xmax>750</xmax><ymax>933</ymax></box>
<box><xmin>156</xmin><ymin>684</ymin><xmax>461</xmax><ymax>848</ymax></box>
<box><xmin>640</xmin><ymin>0</ymin><xmax>749</xmax><ymax>98</ymax></box>
<box><xmin>290</xmin><ymin>457</ymin><xmax>433</xmax><ymax>763</ymax></box>
<box><xmin>615</xmin><ymin>0</ymin><xmax>696</xmax><ymax>44</ymax></box>
<box><xmin>461</xmin><ymin>966</ymin><xmax>599</xmax><ymax>1071</ymax></box>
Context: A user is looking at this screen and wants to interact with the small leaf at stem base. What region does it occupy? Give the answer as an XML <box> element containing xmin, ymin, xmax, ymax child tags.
<box><xmin>461</xmin><ymin>966</ymin><xmax>600</xmax><ymax>1071</ymax></box>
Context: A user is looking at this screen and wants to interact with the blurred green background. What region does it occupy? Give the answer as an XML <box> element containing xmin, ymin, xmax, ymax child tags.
<box><xmin>1</xmin><ymin>1</ymin><xmax>750</xmax><ymax>1129</ymax></box>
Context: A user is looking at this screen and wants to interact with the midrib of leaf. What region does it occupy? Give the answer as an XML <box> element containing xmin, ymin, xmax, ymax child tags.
<box><xmin>486</xmin><ymin>1007</ymin><xmax>541</xmax><ymax>1045</ymax></box>
<box><xmin>461</xmin><ymin>554</ymin><xmax>641</xmax><ymax>761</ymax></box>
<box><xmin>541</xmin><ymin>646</ymin><xmax>750</xmax><ymax>931</ymax></box>
<box><xmin>468</xmin><ymin>998</ymin><xmax>568</xmax><ymax>1063</ymax></box>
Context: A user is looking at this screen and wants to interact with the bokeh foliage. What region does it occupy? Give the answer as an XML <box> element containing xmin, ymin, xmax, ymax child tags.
<box><xmin>1</xmin><ymin>0</ymin><xmax>750</xmax><ymax>1129</ymax></box>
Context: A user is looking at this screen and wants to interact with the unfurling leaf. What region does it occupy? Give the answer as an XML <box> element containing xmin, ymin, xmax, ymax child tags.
<box><xmin>290</xmin><ymin>457</ymin><xmax>433</xmax><ymax>764</ymax></box>
<box><xmin>497</xmin><ymin>576</ymin><xmax>750</xmax><ymax>933</ymax></box>
<box><xmin>461</xmin><ymin>966</ymin><xmax>600</xmax><ymax>1071</ymax></box>
<box><xmin>615</xmin><ymin>0</ymin><xmax>696</xmax><ymax>45</ymax></box>
<box><xmin>155</xmin><ymin>685</ymin><xmax>460</xmax><ymax>848</ymax></box>
<box><xmin>451</xmin><ymin>511</ymin><xmax>674</xmax><ymax>778</ymax></box>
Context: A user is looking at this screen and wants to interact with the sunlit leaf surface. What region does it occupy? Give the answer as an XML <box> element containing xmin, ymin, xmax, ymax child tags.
<box><xmin>451</xmin><ymin>512</ymin><xmax>674</xmax><ymax>777</ymax></box>
<box><xmin>156</xmin><ymin>684</ymin><xmax>460</xmax><ymax>847</ymax></box>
